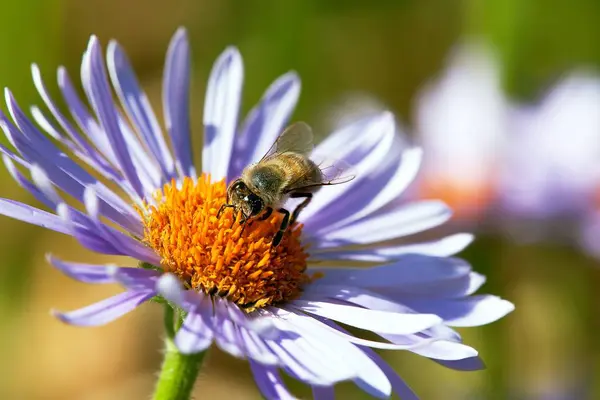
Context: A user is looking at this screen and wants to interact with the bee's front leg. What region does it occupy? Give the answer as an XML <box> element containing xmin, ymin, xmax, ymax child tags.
<box><xmin>258</xmin><ymin>207</ymin><xmax>274</xmax><ymax>221</ymax></box>
<box><xmin>217</xmin><ymin>203</ymin><xmax>235</xmax><ymax>219</ymax></box>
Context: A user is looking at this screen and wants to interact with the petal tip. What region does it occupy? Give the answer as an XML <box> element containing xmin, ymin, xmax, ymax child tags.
<box><xmin>174</xmin><ymin>27</ymin><xmax>188</xmax><ymax>41</ymax></box>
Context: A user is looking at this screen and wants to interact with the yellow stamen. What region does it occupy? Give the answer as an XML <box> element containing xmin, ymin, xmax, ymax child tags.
<box><xmin>138</xmin><ymin>174</ymin><xmax>310</xmax><ymax>312</ymax></box>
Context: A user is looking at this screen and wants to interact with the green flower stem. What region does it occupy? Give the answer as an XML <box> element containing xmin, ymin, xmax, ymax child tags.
<box><xmin>152</xmin><ymin>338</ymin><xmax>207</xmax><ymax>400</ymax></box>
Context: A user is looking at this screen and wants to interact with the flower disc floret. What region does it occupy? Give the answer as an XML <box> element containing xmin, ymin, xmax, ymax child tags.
<box><xmin>140</xmin><ymin>174</ymin><xmax>310</xmax><ymax>311</ymax></box>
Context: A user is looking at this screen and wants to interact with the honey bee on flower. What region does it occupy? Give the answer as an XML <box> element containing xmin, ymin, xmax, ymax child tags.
<box><xmin>220</xmin><ymin>121</ymin><xmax>354</xmax><ymax>247</ymax></box>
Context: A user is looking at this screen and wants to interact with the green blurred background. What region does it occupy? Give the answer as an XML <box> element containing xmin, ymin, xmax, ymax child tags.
<box><xmin>0</xmin><ymin>0</ymin><xmax>599</xmax><ymax>399</ymax></box>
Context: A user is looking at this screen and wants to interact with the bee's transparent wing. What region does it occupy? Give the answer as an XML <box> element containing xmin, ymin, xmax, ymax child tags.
<box><xmin>315</xmin><ymin>156</ymin><xmax>356</xmax><ymax>186</ymax></box>
<box><xmin>285</xmin><ymin>155</ymin><xmax>356</xmax><ymax>193</ymax></box>
<box><xmin>260</xmin><ymin>122</ymin><xmax>314</xmax><ymax>161</ymax></box>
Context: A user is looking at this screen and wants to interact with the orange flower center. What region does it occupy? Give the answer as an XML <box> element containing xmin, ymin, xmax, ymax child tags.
<box><xmin>138</xmin><ymin>174</ymin><xmax>310</xmax><ymax>312</ymax></box>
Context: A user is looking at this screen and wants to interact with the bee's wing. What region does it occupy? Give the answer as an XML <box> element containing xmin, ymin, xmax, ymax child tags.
<box><xmin>259</xmin><ymin>122</ymin><xmax>314</xmax><ymax>162</ymax></box>
<box><xmin>317</xmin><ymin>157</ymin><xmax>356</xmax><ymax>185</ymax></box>
<box><xmin>285</xmin><ymin>156</ymin><xmax>356</xmax><ymax>193</ymax></box>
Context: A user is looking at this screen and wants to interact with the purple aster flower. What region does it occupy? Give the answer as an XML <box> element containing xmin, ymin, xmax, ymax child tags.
<box><xmin>0</xmin><ymin>28</ymin><xmax>513</xmax><ymax>399</ymax></box>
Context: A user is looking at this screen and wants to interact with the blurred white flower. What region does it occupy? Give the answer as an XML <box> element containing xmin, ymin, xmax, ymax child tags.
<box><xmin>499</xmin><ymin>74</ymin><xmax>600</xmax><ymax>220</ymax></box>
<box><xmin>414</xmin><ymin>41</ymin><xmax>508</xmax><ymax>220</ymax></box>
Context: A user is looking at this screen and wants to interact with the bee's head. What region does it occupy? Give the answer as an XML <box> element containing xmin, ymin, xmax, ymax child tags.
<box><xmin>226</xmin><ymin>179</ymin><xmax>265</xmax><ymax>220</ymax></box>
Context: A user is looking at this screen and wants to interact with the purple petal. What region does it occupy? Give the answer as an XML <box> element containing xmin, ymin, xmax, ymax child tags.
<box><xmin>53</xmin><ymin>290</ymin><xmax>154</xmax><ymax>326</ymax></box>
<box><xmin>107</xmin><ymin>40</ymin><xmax>175</xmax><ymax>180</ymax></box>
<box><xmin>212</xmin><ymin>299</ymin><xmax>245</xmax><ymax>358</ymax></box>
<box><xmin>315</xmin><ymin>200</ymin><xmax>451</xmax><ymax>245</ymax></box>
<box><xmin>112</xmin><ymin>268</ymin><xmax>161</xmax><ymax>291</ymax></box>
<box><xmin>48</xmin><ymin>256</ymin><xmax>118</xmax><ymax>283</ymax></box>
<box><xmin>434</xmin><ymin>355</ymin><xmax>485</xmax><ymax>371</ymax></box>
<box><xmin>399</xmin><ymin>295</ymin><xmax>515</xmax><ymax>327</ymax></box>
<box><xmin>288</xmin><ymin>310</ymin><xmax>436</xmax><ymax>351</ymax></box>
<box><xmin>58</xmin><ymin>66</ymin><xmax>118</xmax><ymax>166</ymax></box>
<box><xmin>238</xmin><ymin>326</ymin><xmax>279</xmax><ymax>366</ymax></box>
<box><xmin>311</xmin><ymin>233</ymin><xmax>474</xmax><ymax>262</ymax></box>
<box><xmin>302</xmin><ymin>113</ymin><xmax>396</xmax><ymax>226</ymax></box>
<box><xmin>249</xmin><ymin>362</ymin><xmax>297</xmax><ymax>400</ymax></box>
<box><xmin>229</xmin><ymin>72</ymin><xmax>300</xmax><ymax>178</ymax></box>
<box><xmin>157</xmin><ymin>273</ymin><xmax>187</xmax><ymax>306</ymax></box>
<box><xmin>117</xmin><ymin>117</ymin><xmax>162</xmax><ymax>193</ymax></box>
<box><xmin>163</xmin><ymin>28</ymin><xmax>194</xmax><ymax>178</ymax></box>
<box><xmin>0</xmin><ymin>198</ymin><xmax>70</xmax><ymax>234</ymax></box>
<box><xmin>2</xmin><ymin>156</ymin><xmax>56</xmax><ymax>209</ymax></box>
<box><xmin>359</xmin><ymin>346</ymin><xmax>419</xmax><ymax>400</ymax></box>
<box><xmin>312</xmin><ymin>386</ymin><xmax>335</xmax><ymax>400</ymax></box>
<box><xmin>202</xmin><ymin>47</ymin><xmax>243</xmax><ymax>180</ymax></box>
<box><xmin>158</xmin><ymin>277</ymin><xmax>215</xmax><ymax>354</ymax></box>
<box><xmin>263</xmin><ymin>323</ymin><xmax>357</xmax><ymax>385</ymax></box>
<box><xmin>379</xmin><ymin>271</ymin><xmax>486</xmax><ymax>300</ymax></box>
<box><xmin>81</xmin><ymin>36</ymin><xmax>144</xmax><ymax>197</ymax></box>
<box><xmin>1</xmin><ymin>95</ymin><xmax>143</xmax><ymax>235</ymax></box>
<box><xmin>291</xmin><ymin>299</ymin><xmax>441</xmax><ymax>336</ymax></box>
<box><xmin>31</xmin><ymin>64</ymin><xmax>118</xmax><ymax>181</ymax></box>
<box><xmin>83</xmin><ymin>188</ymin><xmax>161</xmax><ymax>264</ymax></box>
<box><xmin>277</xmin><ymin>311</ymin><xmax>392</xmax><ymax>396</ymax></box>
<box><xmin>48</xmin><ymin>255</ymin><xmax>160</xmax><ymax>287</ymax></box>
<box><xmin>306</xmin><ymin>138</ymin><xmax>414</xmax><ymax>235</ymax></box>
<box><xmin>407</xmin><ymin>340</ymin><xmax>478</xmax><ymax>361</ymax></box>
<box><xmin>30</xmin><ymin>164</ymin><xmax>63</xmax><ymax>206</ymax></box>
<box><xmin>335</xmin><ymin>147</ymin><xmax>422</xmax><ymax>227</ymax></box>
<box><xmin>175</xmin><ymin>305</ymin><xmax>214</xmax><ymax>354</ymax></box>
<box><xmin>309</xmin><ymin>255</ymin><xmax>471</xmax><ymax>289</ymax></box>
<box><xmin>57</xmin><ymin>203</ymin><xmax>122</xmax><ymax>255</ymax></box>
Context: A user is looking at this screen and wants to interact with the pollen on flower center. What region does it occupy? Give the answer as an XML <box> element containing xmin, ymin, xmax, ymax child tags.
<box><xmin>138</xmin><ymin>174</ymin><xmax>310</xmax><ymax>312</ymax></box>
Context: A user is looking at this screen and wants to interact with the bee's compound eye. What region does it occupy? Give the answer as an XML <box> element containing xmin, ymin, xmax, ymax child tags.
<box><xmin>247</xmin><ymin>193</ymin><xmax>264</xmax><ymax>216</ymax></box>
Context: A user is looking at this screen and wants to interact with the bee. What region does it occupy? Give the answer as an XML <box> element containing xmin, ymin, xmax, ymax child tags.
<box><xmin>218</xmin><ymin>122</ymin><xmax>353</xmax><ymax>246</ymax></box>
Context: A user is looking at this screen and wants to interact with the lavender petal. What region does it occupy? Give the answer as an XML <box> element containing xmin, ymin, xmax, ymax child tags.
<box><xmin>202</xmin><ymin>46</ymin><xmax>243</xmax><ymax>180</ymax></box>
<box><xmin>0</xmin><ymin>198</ymin><xmax>70</xmax><ymax>234</ymax></box>
<box><xmin>310</xmin><ymin>233</ymin><xmax>474</xmax><ymax>262</ymax></box>
<box><xmin>53</xmin><ymin>290</ymin><xmax>154</xmax><ymax>326</ymax></box>
<box><xmin>302</xmin><ymin>113</ymin><xmax>396</xmax><ymax>226</ymax></box>
<box><xmin>81</xmin><ymin>36</ymin><xmax>144</xmax><ymax>197</ymax></box>
<box><xmin>359</xmin><ymin>346</ymin><xmax>419</xmax><ymax>400</ymax></box>
<box><xmin>31</xmin><ymin>64</ymin><xmax>118</xmax><ymax>180</ymax></box>
<box><xmin>48</xmin><ymin>255</ymin><xmax>159</xmax><ymax>287</ymax></box>
<box><xmin>311</xmin><ymin>385</ymin><xmax>335</xmax><ymax>400</ymax></box>
<box><xmin>399</xmin><ymin>295</ymin><xmax>515</xmax><ymax>327</ymax></box>
<box><xmin>2</xmin><ymin>156</ymin><xmax>56</xmax><ymax>209</ymax></box>
<box><xmin>229</xmin><ymin>72</ymin><xmax>300</xmax><ymax>178</ymax></box>
<box><xmin>107</xmin><ymin>40</ymin><xmax>176</xmax><ymax>180</ymax></box>
<box><xmin>249</xmin><ymin>361</ymin><xmax>298</xmax><ymax>400</ymax></box>
<box><xmin>309</xmin><ymin>255</ymin><xmax>471</xmax><ymax>288</ymax></box>
<box><xmin>163</xmin><ymin>28</ymin><xmax>194</xmax><ymax>178</ymax></box>
<box><xmin>175</xmin><ymin>302</ymin><xmax>215</xmax><ymax>354</ymax></box>
<box><xmin>315</xmin><ymin>200</ymin><xmax>451</xmax><ymax>245</ymax></box>
<box><xmin>434</xmin><ymin>356</ymin><xmax>486</xmax><ymax>371</ymax></box>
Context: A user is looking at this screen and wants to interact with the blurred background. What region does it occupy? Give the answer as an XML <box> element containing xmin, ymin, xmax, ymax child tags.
<box><xmin>0</xmin><ymin>0</ymin><xmax>599</xmax><ymax>399</ymax></box>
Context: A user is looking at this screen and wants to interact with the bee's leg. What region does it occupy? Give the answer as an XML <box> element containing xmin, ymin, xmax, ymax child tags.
<box><xmin>272</xmin><ymin>208</ymin><xmax>290</xmax><ymax>247</ymax></box>
<box><xmin>217</xmin><ymin>204</ymin><xmax>235</xmax><ymax>219</ymax></box>
<box><xmin>259</xmin><ymin>207</ymin><xmax>274</xmax><ymax>221</ymax></box>
<box><xmin>289</xmin><ymin>193</ymin><xmax>312</xmax><ymax>224</ymax></box>
<box><xmin>240</xmin><ymin>217</ymin><xmax>249</xmax><ymax>235</ymax></box>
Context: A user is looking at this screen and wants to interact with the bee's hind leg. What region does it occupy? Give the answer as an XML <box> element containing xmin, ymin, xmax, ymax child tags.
<box><xmin>272</xmin><ymin>208</ymin><xmax>290</xmax><ymax>247</ymax></box>
<box><xmin>290</xmin><ymin>193</ymin><xmax>312</xmax><ymax>225</ymax></box>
